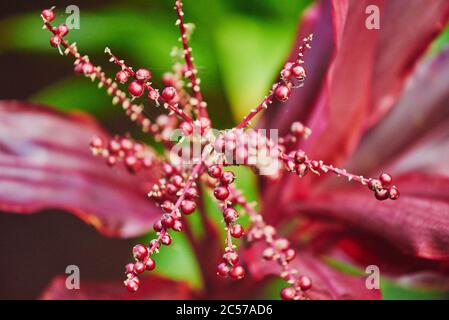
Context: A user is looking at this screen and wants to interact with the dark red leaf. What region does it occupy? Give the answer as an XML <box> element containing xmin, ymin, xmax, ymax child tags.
<box><xmin>287</xmin><ymin>190</ymin><xmax>449</xmax><ymax>260</ymax></box>
<box><xmin>0</xmin><ymin>101</ymin><xmax>160</xmax><ymax>238</ymax></box>
<box><xmin>318</xmin><ymin>234</ymin><xmax>449</xmax><ymax>289</ymax></box>
<box><xmin>387</xmin><ymin>122</ymin><xmax>449</xmax><ymax>178</ymax></box>
<box><xmin>245</xmin><ymin>244</ymin><xmax>381</xmax><ymax>300</ymax></box>
<box><xmin>259</xmin><ymin>0</ymin><xmax>335</xmax><ymax>134</ymax></box>
<box><xmin>393</xmin><ymin>173</ymin><xmax>449</xmax><ymax>202</ymax></box>
<box><xmin>346</xmin><ymin>47</ymin><xmax>449</xmax><ymax>175</ymax></box>
<box><xmin>264</xmin><ymin>0</ymin><xmax>449</xmax><ymax>166</ymax></box>
<box><xmin>368</xmin><ymin>0</ymin><xmax>449</xmax><ymax>125</ymax></box>
<box><xmin>40</xmin><ymin>275</ymin><xmax>192</xmax><ymax>300</ymax></box>
<box><xmin>261</xmin><ymin>0</ymin><xmax>382</xmax><ymax>216</ymax></box>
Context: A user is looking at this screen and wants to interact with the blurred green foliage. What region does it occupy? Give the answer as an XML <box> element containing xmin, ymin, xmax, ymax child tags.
<box><xmin>138</xmin><ymin>231</ymin><xmax>204</xmax><ymax>290</ymax></box>
<box><xmin>0</xmin><ymin>0</ymin><xmax>311</xmax><ymax>128</ymax></box>
<box><xmin>430</xmin><ymin>24</ymin><xmax>449</xmax><ymax>55</ymax></box>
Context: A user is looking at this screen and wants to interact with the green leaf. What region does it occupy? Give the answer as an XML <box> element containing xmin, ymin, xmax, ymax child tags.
<box><xmin>381</xmin><ymin>278</ymin><xmax>449</xmax><ymax>300</ymax></box>
<box><xmin>139</xmin><ymin>231</ymin><xmax>204</xmax><ymax>290</ymax></box>
<box><xmin>185</xmin><ymin>206</ymin><xmax>205</xmax><ymax>240</ymax></box>
<box><xmin>260</xmin><ymin>278</ymin><xmax>285</xmax><ymax>300</ymax></box>
<box><xmin>202</xmin><ymin>188</ymin><xmax>225</xmax><ymax>237</ymax></box>
<box><xmin>233</xmin><ymin>166</ymin><xmax>259</xmax><ymax>204</ymax></box>
<box><xmin>325</xmin><ymin>257</ymin><xmax>449</xmax><ymax>299</ymax></box>
<box><xmin>213</xmin><ymin>16</ymin><xmax>295</xmax><ymax>123</ymax></box>
<box><xmin>323</xmin><ymin>257</ymin><xmax>365</xmax><ymax>276</ymax></box>
<box><xmin>429</xmin><ymin>23</ymin><xmax>449</xmax><ymax>55</ymax></box>
<box><xmin>30</xmin><ymin>77</ymin><xmax>116</xmax><ymax>118</ymax></box>
<box><xmin>212</xmin><ymin>0</ymin><xmax>310</xmax><ymax>123</ymax></box>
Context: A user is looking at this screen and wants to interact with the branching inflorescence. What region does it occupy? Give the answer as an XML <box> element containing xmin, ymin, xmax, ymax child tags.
<box><xmin>41</xmin><ymin>1</ymin><xmax>399</xmax><ymax>300</ymax></box>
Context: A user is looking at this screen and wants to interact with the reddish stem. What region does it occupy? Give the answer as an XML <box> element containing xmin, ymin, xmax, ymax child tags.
<box><xmin>106</xmin><ymin>49</ymin><xmax>194</xmax><ymax>124</ymax></box>
<box><xmin>236</xmin><ymin>95</ymin><xmax>275</xmax><ymax>129</ymax></box>
<box><xmin>174</xmin><ymin>0</ymin><xmax>209</xmax><ymax>120</ymax></box>
<box><xmin>42</xmin><ymin>22</ymin><xmax>155</xmax><ymax>133</ymax></box>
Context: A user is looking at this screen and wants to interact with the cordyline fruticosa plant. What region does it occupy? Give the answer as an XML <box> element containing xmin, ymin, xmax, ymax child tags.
<box><xmin>1</xmin><ymin>0</ymin><xmax>449</xmax><ymax>300</ymax></box>
<box><xmin>40</xmin><ymin>0</ymin><xmax>402</xmax><ymax>299</ymax></box>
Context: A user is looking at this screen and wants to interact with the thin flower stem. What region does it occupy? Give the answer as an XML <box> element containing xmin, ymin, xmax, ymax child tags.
<box><xmin>236</xmin><ymin>95</ymin><xmax>274</xmax><ymax>129</ymax></box>
<box><xmin>44</xmin><ymin>19</ymin><xmax>193</xmax><ymax>126</ymax></box>
<box><xmin>229</xmin><ymin>186</ymin><xmax>258</xmax><ymax>220</ymax></box>
<box><xmin>229</xmin><ymin>185</ymin><xmax>306</xmax><ymax>298</ymax></box>
<box><xmin>174</xmin><ymin>0</ymin><xmax>209</xmax><ymax>120</ymax></box>
<box><xmin>235</xmin><ymin>34</ymin><xmax>313</xmax><ymax>130</ymax></box>
<box><xmin>148</xmin><ymin>229</ymin><xmax>167</xmax><ymax>255</ymax></box>
<box><xmin>171</xmin><ymin>161</ymin><xmax>204</xmax><ymax>216</ymax></box>
<box><xmin>146</xmin><ymin>161</ymin><xmax>204</xmax><ymax>259</ymax></box>
<box><xmin>222</xmin><ymin>202</ymin><xmax>234</xmax><ymax>251</ymax></box>
<box><xmin>42</xmin><ymin>21</ymin><xmax>156</xmax><ymax>132</ymax></box>
<box><xmin>280</xmin><ymin>152</ymin><xmax>370</xmax><ymax>186</ymax></box>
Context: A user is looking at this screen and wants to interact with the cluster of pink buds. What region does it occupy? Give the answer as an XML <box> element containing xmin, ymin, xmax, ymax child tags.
<box><xmin>124</xmin><ymin>244</ymin><xmax>156</xmax><ymax>292</ymax></box>
<box><xmin>280</xmin><ymin>121</ymin><xmax>312</xmax><ymax>145</ymax></box>
<box><xmin>208</xmin><ymin>129</ymin><xmax>281</xmax><ymax>176</ymax></box>
<box><xmin>41</xmin><ymin>1</ymin><xmax>399</xmax><ymax>299</ymax></box>
<box><xmin>368</xmin><ymin>173</ymin><xmax>400</xmax><ymax>201</ymax></box>
<box><xmin>229</xmin><ymin>186</ymin><xmax>312</xmax><ymax>300</ymax></box>
<box><xmin>280</xmin><ymin>147</ymin><xmax>400</xmax><ymax>201</ymax></box>
<box><xmin>90</xmin><ymin>136</ymin><xmax>155</xmax><ymax>173</ymax></box>
<box><xmin>125</xmin><ymin>161</ymin><xmax>201</xmax><ymax>292</ymax></box>
<box><xmin>41</xmin><ymin>7</ymin><xmax>70</xmax><ymax>49</ymax></box>
<box><xmin>205</xmin><ymin>165</ymin><xmax>246</xmax><ymax>280</ymax></box>
<box><xmin>236</xmin><ymin>34</ymin><xmax>312</xmax><ymax>130</ymax></box>
<box><xmin>274</xmin><ymin>41</ymin><xmax>309</xmax><ymax>102</ymax></box>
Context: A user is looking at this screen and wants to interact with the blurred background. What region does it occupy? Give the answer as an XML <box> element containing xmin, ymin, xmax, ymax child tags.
<box><xmin>1</xmin><ymin>0</ymin><xmax>449</xmax><ymax>299</ymax></box>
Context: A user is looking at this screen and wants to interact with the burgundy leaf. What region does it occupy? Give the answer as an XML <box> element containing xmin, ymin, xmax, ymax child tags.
<box><xmin>245</xmin><ymin>244</ymin><xmax>381</xmax><ymax>300</ymax></box>
<box><xmin>259</xmin><ymin>0</ymin><xmax>335</xmax><ymax>134</ymax></box>
<box><xmin>261</xmin><ymin>0</ymin><xmax>381</xmax><ymax>216</ymax></box>
<box><xmin>264</xmin><ymin>0</ymin><xmax>449</xmax><ymax>166</ymax></box>
<box><xmin>0</xmin><ymin>101</ymin><xmax>160</xmax><ymax>238</ymax></box>
<box><xmin>393</xmin><ymin>272</ymin><xmax>449</xmax><ymax>291</ymax></box>
<box><xmin>393</xmin><ymin>173</ymin><xmax>449</xmax><ymax>202</ymax></box>
<box><xmin>346</xmin><ymin>47</ymin><xmax>449</xmax><ymax>175</ymax></box>
<box><xmin>387</xmin><ymin>127</ymin><xmax>449</xmax><ymax>178</ymax></box>
<box><xmin>318</xmin><ymin>234</ymin><xmax>449</xmax><ymax>288</ymax></box>
<box><xmin>368</xmin><ymin>0</ymin><xmax>449</xmax><ymax>125</ymax></box>
<box><xmin>301</xmin><ymin>0</ymin><xmax>381</xmax><ymax>164</ymax></box>
<box><xmin>40</xmin><ymin>275</ymin><xmax>192</xmax><ymax>300</ymax></box>
<box><xmin>287</xmin><ymin>190</ymin><xmax>449</xmax><ymax>260</ymax></box>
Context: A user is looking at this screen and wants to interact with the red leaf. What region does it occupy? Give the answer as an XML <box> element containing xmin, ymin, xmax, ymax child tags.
<box><xmin>0</xmin><ymin>101</ymin><xmax>160</xmax><ymax>238</ymax></box>
<box><xmin>393</xmin><ymin>173</ymin><xmax>449</xmax><ymax>202</ymax></box>
<box><xmin>259</xmin><ymin>0</ymin><xmax>335</xmax><ymax>134</ymax></box>
<box><xmin>264</xmin><ymin>0</ymin><xmax>449</xmax><ymax>167</ymax></box>
<box><xmin>301</xmin><ymin>0</ymin><xmax>382</xmax><ymax>164</ymax></box>
<box><xmin>245</xmin><ymin>244</ymin><xmax>381</xmax><ymax>300</ymax></box>
<box><xmin>287</xmin><ymin>189</ymin><xmax>449</xmax><ymax>260</ymax></box>
<box><xmin>319</xmin><ymin>234</ymin><xmax>449</xmax><ymax>286</ymax></box>
<box><xmin>368</xmin><ymin>0</ymin><xmax>449</xmax><ymax>126</ymax></box>
<box><xmin>346</xmin><ymin>47</ymin><xmax>449</xmax><ymax>176</ymax></box>
<box><xmin>261</xmin><ymin>0</ymin><xmax>382</xmax><ymax>217</ymax></box>
<box><xmin>387</xmin><ymin>122</ymin><xmax>449</xmax><ymax>178</ymax></box>
<box><xmin>40</xmin><ymin>275</ymin><xmax>192</xmax><ymax>300</ymax></box>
